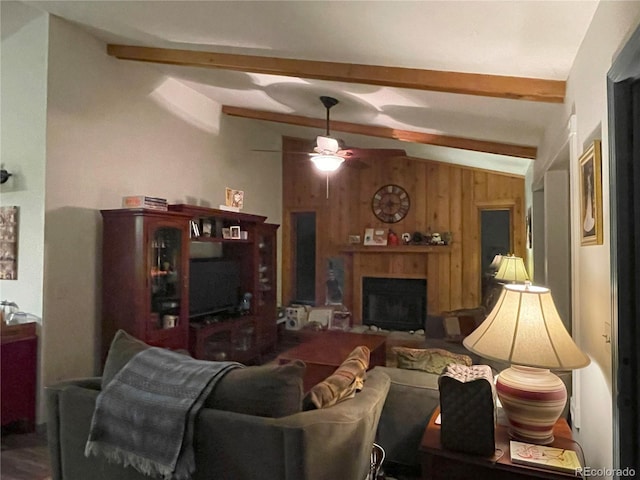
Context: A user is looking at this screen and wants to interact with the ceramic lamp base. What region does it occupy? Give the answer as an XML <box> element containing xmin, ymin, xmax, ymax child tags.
<box><xmin>496</xmin><ymin>365</ymin><xmax>567</xmax><ymax>445</ymax></box>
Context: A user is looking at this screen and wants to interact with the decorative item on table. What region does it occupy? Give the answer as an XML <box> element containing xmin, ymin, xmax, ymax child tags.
<box><xmin>329</xmin><ymin>310</ymin><xmax>352</xmax><ymax>331</ymax></box>
<box><xmin>438</xmin><ymin>364</ymin><xmax>496</xmax><ymax>456</ymax></box>
<box><xmin>307</xmin><ymin>307</ymin><xmax>334</xmax><ymax>329</ymax></box>
<box><xmin>348</xmin><ymin>234</ymin><xmax>361</xmax><ymax>245</ymax></box>
<box><xmin>285</xmin><ymin>305</ymin><xmax>308</xmax><ymax>330</ymax></box>
<box><xmin>122</xmin><ymin>195</ymin><xmax>168</xmax><ymax>211</ymax></box>
<box><xmin>401</xmin><ymin>232</ymin><xmax>411</xmax><ymax>244</ymax></box>
<box><xmin>387</xmin><ymin>230</ymin><xmax>399</xmax><ymax>246</ymax></box>
<box><xmin>363</xmin><ymin>227</ymin><xmax>388</xmax><ymax>246</ymax></box>
<box><xmin>463</xmin><ymin>283</ymin><xmax>590</xmax><ymax>445</ymax></box>
<box><xmin>510</xmin><ymin>441</ymin><xmax>582</xmax><ymax>474</ymax></box>
<box><xmin>411</xmin><ymin>231</ymin><xmax>424</xmax><ymax>244</ymax></box>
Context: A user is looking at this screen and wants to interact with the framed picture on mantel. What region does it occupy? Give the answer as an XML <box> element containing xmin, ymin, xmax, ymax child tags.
<box><xmin>363</xmin><ymin>228</ymin><xmax>388</xmax><ymax>246</ymax></box>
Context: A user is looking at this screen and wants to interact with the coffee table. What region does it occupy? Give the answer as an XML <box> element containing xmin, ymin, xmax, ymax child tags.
<box><xmin>277</xmin><ymin>330</ymin><xmax>387</xmax><ymax>392</ymax></box>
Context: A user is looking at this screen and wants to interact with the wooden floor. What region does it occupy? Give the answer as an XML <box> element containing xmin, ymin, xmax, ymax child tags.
<box><xmin>1</xmin><ymin>428</ymin><xmax>51</xmax><ymax>480</ymax></box>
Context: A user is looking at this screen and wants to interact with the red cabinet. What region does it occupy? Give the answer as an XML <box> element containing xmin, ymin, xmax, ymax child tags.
<box><xmin>1</xmin><ymin>322</ymin><xmax>37</xmax><ymax>432</ymax></box>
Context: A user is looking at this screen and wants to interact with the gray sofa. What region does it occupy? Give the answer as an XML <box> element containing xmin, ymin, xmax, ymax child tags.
<box><xmin>46</xmin><ymin>368</ymin><xmax>391</xmax><ymax>480</ymax></box>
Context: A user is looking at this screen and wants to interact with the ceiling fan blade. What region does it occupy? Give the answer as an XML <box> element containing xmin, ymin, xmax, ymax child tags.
<box><xmin>338</xmin><ymin>148</ymin><xmax>407</xmax><ymax>159</ymax></box>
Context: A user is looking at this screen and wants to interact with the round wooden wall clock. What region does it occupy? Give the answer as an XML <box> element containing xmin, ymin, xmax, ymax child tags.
<box><xmin>371</xmin><ymin>184</ymin><xmax>410</xmax><ymax>223</ymax></box>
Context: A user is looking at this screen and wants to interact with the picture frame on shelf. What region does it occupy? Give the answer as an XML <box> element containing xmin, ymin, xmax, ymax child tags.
<box><xmin>579</xmin><ymin>140</ymin><xmax>603</xmax><ymax>246</ymax></box>
<box><xmin>201</xmin><ymin>219</ymin><xmax>212</xmax><ymax>237</ymax></box>
<box><xmin>222</xmin><ymin>227</ymin><xmax>232</xmax><ymax>239</ymax></box>
<box><xmin>230</xmin><ymin>226</ymin><xmax>241</xmax><ymax>239</ymax></box>
<box><xmin>363</xmin><ymin>227</ymin><xmax>388</xmax><ymax>246</ymax></box>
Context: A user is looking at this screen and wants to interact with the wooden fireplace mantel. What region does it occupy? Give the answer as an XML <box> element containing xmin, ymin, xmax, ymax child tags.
<box><xmin>340</xmin><ymin>245</ymin><xmax>452</xmax><ymax>254</ymax></box>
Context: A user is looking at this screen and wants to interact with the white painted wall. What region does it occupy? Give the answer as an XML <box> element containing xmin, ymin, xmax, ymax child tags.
<box><xmin>534</xmin><ymin>2</ymin><xmax>640</xmax><ymax>475</ymax></box>
<box><xmin>39</xmin><ymin>16</ymin><xmax>282</xmax><ymax>421</ymax></box>
<box><xmin>0</xmin><ymin>1</ymin><xmax>48</xmax><ymax>317</ymax></box>
<box><xmin>543</xmin><ymin>170</ymin><xmax>571</xmax><ymax>330</ymax></box>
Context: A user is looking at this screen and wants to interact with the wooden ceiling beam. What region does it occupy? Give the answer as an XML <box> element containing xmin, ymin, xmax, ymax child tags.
<box><xmin>107</xmin><ymin>44</ymin><xmax>564</xmax><ymax>103</ymax></box>
<box><xmin>222</xmin><ymin>105</ymin><xmax>537</xmax><ymax>159</ymax></box>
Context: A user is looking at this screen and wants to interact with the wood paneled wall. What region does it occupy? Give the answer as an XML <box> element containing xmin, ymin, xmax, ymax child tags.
<box><xmin>282</xmin><ymin>136</ymin><xmax>525</xmax><ymax>319</ymax></box>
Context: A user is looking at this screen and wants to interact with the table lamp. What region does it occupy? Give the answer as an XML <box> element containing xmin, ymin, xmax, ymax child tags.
<box><xmin>494</xmin><ymin>254</ymin><xmax>529</xmax><ymax>283</ymax></box>
<box><xmin>463</xmin><ymin>283</ymin><xmax>590</xmax><ymax>444</ymax></box>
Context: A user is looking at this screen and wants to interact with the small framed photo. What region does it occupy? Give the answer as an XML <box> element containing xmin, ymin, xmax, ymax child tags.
<box><xmin>363</xmin><ymin>228</ymin><xmax>388</xmax><ymax>246</ymax></box>
<box><xmin>348</xmin><ymin>235</ymin><xmax>361</xmax><ymax>244</ymax></box>
<box><xmin>222</xmin><ymin>227</ymin><xmax>232</xmax><ymax>239</ymax></box>
<box><xmin>230</xmin><ymin>226</ymin><xmax>241</xmax><ymax>239</ymax></box>
<box><xmin>329</xmin><ymin>311</ymin><xmax>351</xmax><ymax>331</ymax></box>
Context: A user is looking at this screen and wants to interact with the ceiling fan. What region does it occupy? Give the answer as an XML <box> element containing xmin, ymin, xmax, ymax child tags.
<box><xmin>309</xmin><ymin>95</ymin><xmax>406</xmax><ymax>171</ymax></box>
<box><xmin>254</xmin><ymin>95</ymin><xmax>406</xmax><ymax>171</ymax></box>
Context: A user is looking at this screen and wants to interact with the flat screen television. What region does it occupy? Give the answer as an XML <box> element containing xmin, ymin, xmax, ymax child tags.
<box><xmin>189</xmin><ymin>258</ymin><xmax>241</xmax><ymax>317</ymax></box>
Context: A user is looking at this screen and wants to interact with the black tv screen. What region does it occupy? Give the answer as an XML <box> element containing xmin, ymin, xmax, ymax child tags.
<box><xmin>189</xmin><ymin>258</ymin><xmax>240</xmax><ymax>317</ymax></box>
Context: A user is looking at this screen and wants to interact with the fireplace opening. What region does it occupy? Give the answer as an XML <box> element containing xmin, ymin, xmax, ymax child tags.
<box><xmin>362</xmin><ymin>277</ymin><xmax>427</xmax><ymax>331</ymax></box>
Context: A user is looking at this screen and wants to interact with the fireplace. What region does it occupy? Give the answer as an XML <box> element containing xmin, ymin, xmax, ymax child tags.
<box><xmin>362</xmin><ymin>277</ymin><xmax>427</xmax><ymax>331</ymax></box>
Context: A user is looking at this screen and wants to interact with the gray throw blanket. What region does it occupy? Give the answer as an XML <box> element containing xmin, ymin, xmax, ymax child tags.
<box><xmin>85</xmin><ymin>347</ymin><xmax>242</xmax><ymax>479</ymax></box>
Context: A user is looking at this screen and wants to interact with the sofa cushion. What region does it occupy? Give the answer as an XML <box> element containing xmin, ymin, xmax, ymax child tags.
<box><xmin>101</xmin><ymin>330</ymin><xmax>306</xmax><ymax>418</ymax></box>
<box><xmin>303</xmin><ymin>345</ymin><xmax>370</xmax><ymax>410</ymax></box>
<box><xmin>101</xmin><ymin>330</ymin><xmax>151</xmax><ymax>389</ymax></box>
<box><xmin>205</xmin><ymin>360</ymin><xmax>306</xmax><ymax>418</ymax></box>
<box><xmin>393</xmin><ymin>347</ymin><xmax>472</xmax><ymax>374</ymax></box>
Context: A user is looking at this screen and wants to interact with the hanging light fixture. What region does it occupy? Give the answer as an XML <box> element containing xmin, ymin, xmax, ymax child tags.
<box><xmin>310</xmin><ymin>154</ymin><xmax>345</xmax><ymax>172</ymax></box>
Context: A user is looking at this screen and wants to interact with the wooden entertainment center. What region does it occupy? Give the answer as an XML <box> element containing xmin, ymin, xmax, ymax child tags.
<box><xmin>100</xmin><ymin>205</ymin><xmax>278</xmax><ymax>364</ymax></box>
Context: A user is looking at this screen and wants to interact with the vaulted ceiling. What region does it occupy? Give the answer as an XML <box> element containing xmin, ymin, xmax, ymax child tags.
<box><xmin>27</xmin><ymin>0</ymin><xmax>600</xmax><ymax>174</ymax></box>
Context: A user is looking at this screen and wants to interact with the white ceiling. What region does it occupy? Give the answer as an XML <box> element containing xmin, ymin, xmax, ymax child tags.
<box><xmin>26</xmin><ymin>0</ymin><xmax>600</xmax><ymax>174</ymax></box>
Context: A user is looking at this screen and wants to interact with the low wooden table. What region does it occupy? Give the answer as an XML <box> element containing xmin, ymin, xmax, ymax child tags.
<box><xmin>277</xmin><ymin>330</ymin><xmax>386</xmax><ymax>391</ymax></box>
<box><xmin>420</xmin><ymin>407</ymin><xmax>585</xmax><ymax>480</ymax></box>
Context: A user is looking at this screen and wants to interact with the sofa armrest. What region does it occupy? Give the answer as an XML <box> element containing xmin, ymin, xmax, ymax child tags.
<box><xmin>45</xmin><ymin>378</ymin><xmax>102</xmax><ymax>480</ymax></box>
<box><xmin>375</xmin><ymin>366</ymin><xmax>440</xmax><ymax>467</ymax></box>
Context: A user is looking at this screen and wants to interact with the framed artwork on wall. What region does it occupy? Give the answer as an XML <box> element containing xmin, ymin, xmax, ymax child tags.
<box><xmin>579</xmin><ymin>140</ymin><xmax>603</xmax><ymax>246</ymax></box>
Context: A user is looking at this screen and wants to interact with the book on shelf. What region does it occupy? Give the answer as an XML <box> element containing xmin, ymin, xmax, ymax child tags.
<box><xmin>122</xmin><ymin>195</ymin><xmax>168</xmax><ymax>210</ymax></box>
<box><xmin>510</xmin><ymin>440</ymin><xmax>581</xmax><ymax>474</ymax></box>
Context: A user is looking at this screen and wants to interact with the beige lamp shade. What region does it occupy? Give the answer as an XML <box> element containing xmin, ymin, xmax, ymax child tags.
<box><xmin>463</xmin><ymin>284</ymin><xmax>590</xmax><ymax>370</ymax></box>
<box><xmin>494</xmin><ymin>255</ymin><xmax>529</xmax><ymax>283</ymax></box>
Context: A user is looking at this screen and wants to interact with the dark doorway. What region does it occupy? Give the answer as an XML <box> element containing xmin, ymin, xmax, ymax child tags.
<box><xmin>292</xmin><ymin>212</ymin><xmax>316</xmax><ymax>305</ymax></box>
<box><xmin>608</xmin><ymin>24</ymin><xmax>640</xmax><ymax>472</ymax></box>
<box><xmin>480</xmin><ymin>210</ymin><xmax>511</xmax><ymax>274</ymax></box>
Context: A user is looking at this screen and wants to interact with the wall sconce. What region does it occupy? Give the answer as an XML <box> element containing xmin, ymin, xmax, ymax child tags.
<box><xmin>0</xmin><ymin>168</ymin><xmax>12</xmax><ymax>184</ymax></box>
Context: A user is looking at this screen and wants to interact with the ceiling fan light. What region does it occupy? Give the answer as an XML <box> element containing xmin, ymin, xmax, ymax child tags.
<box><xmin>310</xmin><ymin>154</ymin><xmax>344</xmax><ymax>172</ymax></box>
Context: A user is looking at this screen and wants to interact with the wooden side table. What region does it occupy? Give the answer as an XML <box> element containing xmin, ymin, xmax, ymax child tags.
<box><xmin>420</xmin><ymin>407</ymin><xmax>585</xmax><ymax>480</ymax></box>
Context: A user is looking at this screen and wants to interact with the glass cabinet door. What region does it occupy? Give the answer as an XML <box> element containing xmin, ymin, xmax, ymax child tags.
<box><xmin>150</xmin><ymin>226</ymin><xmax>183</xmax><ymax>329</ymax></box>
